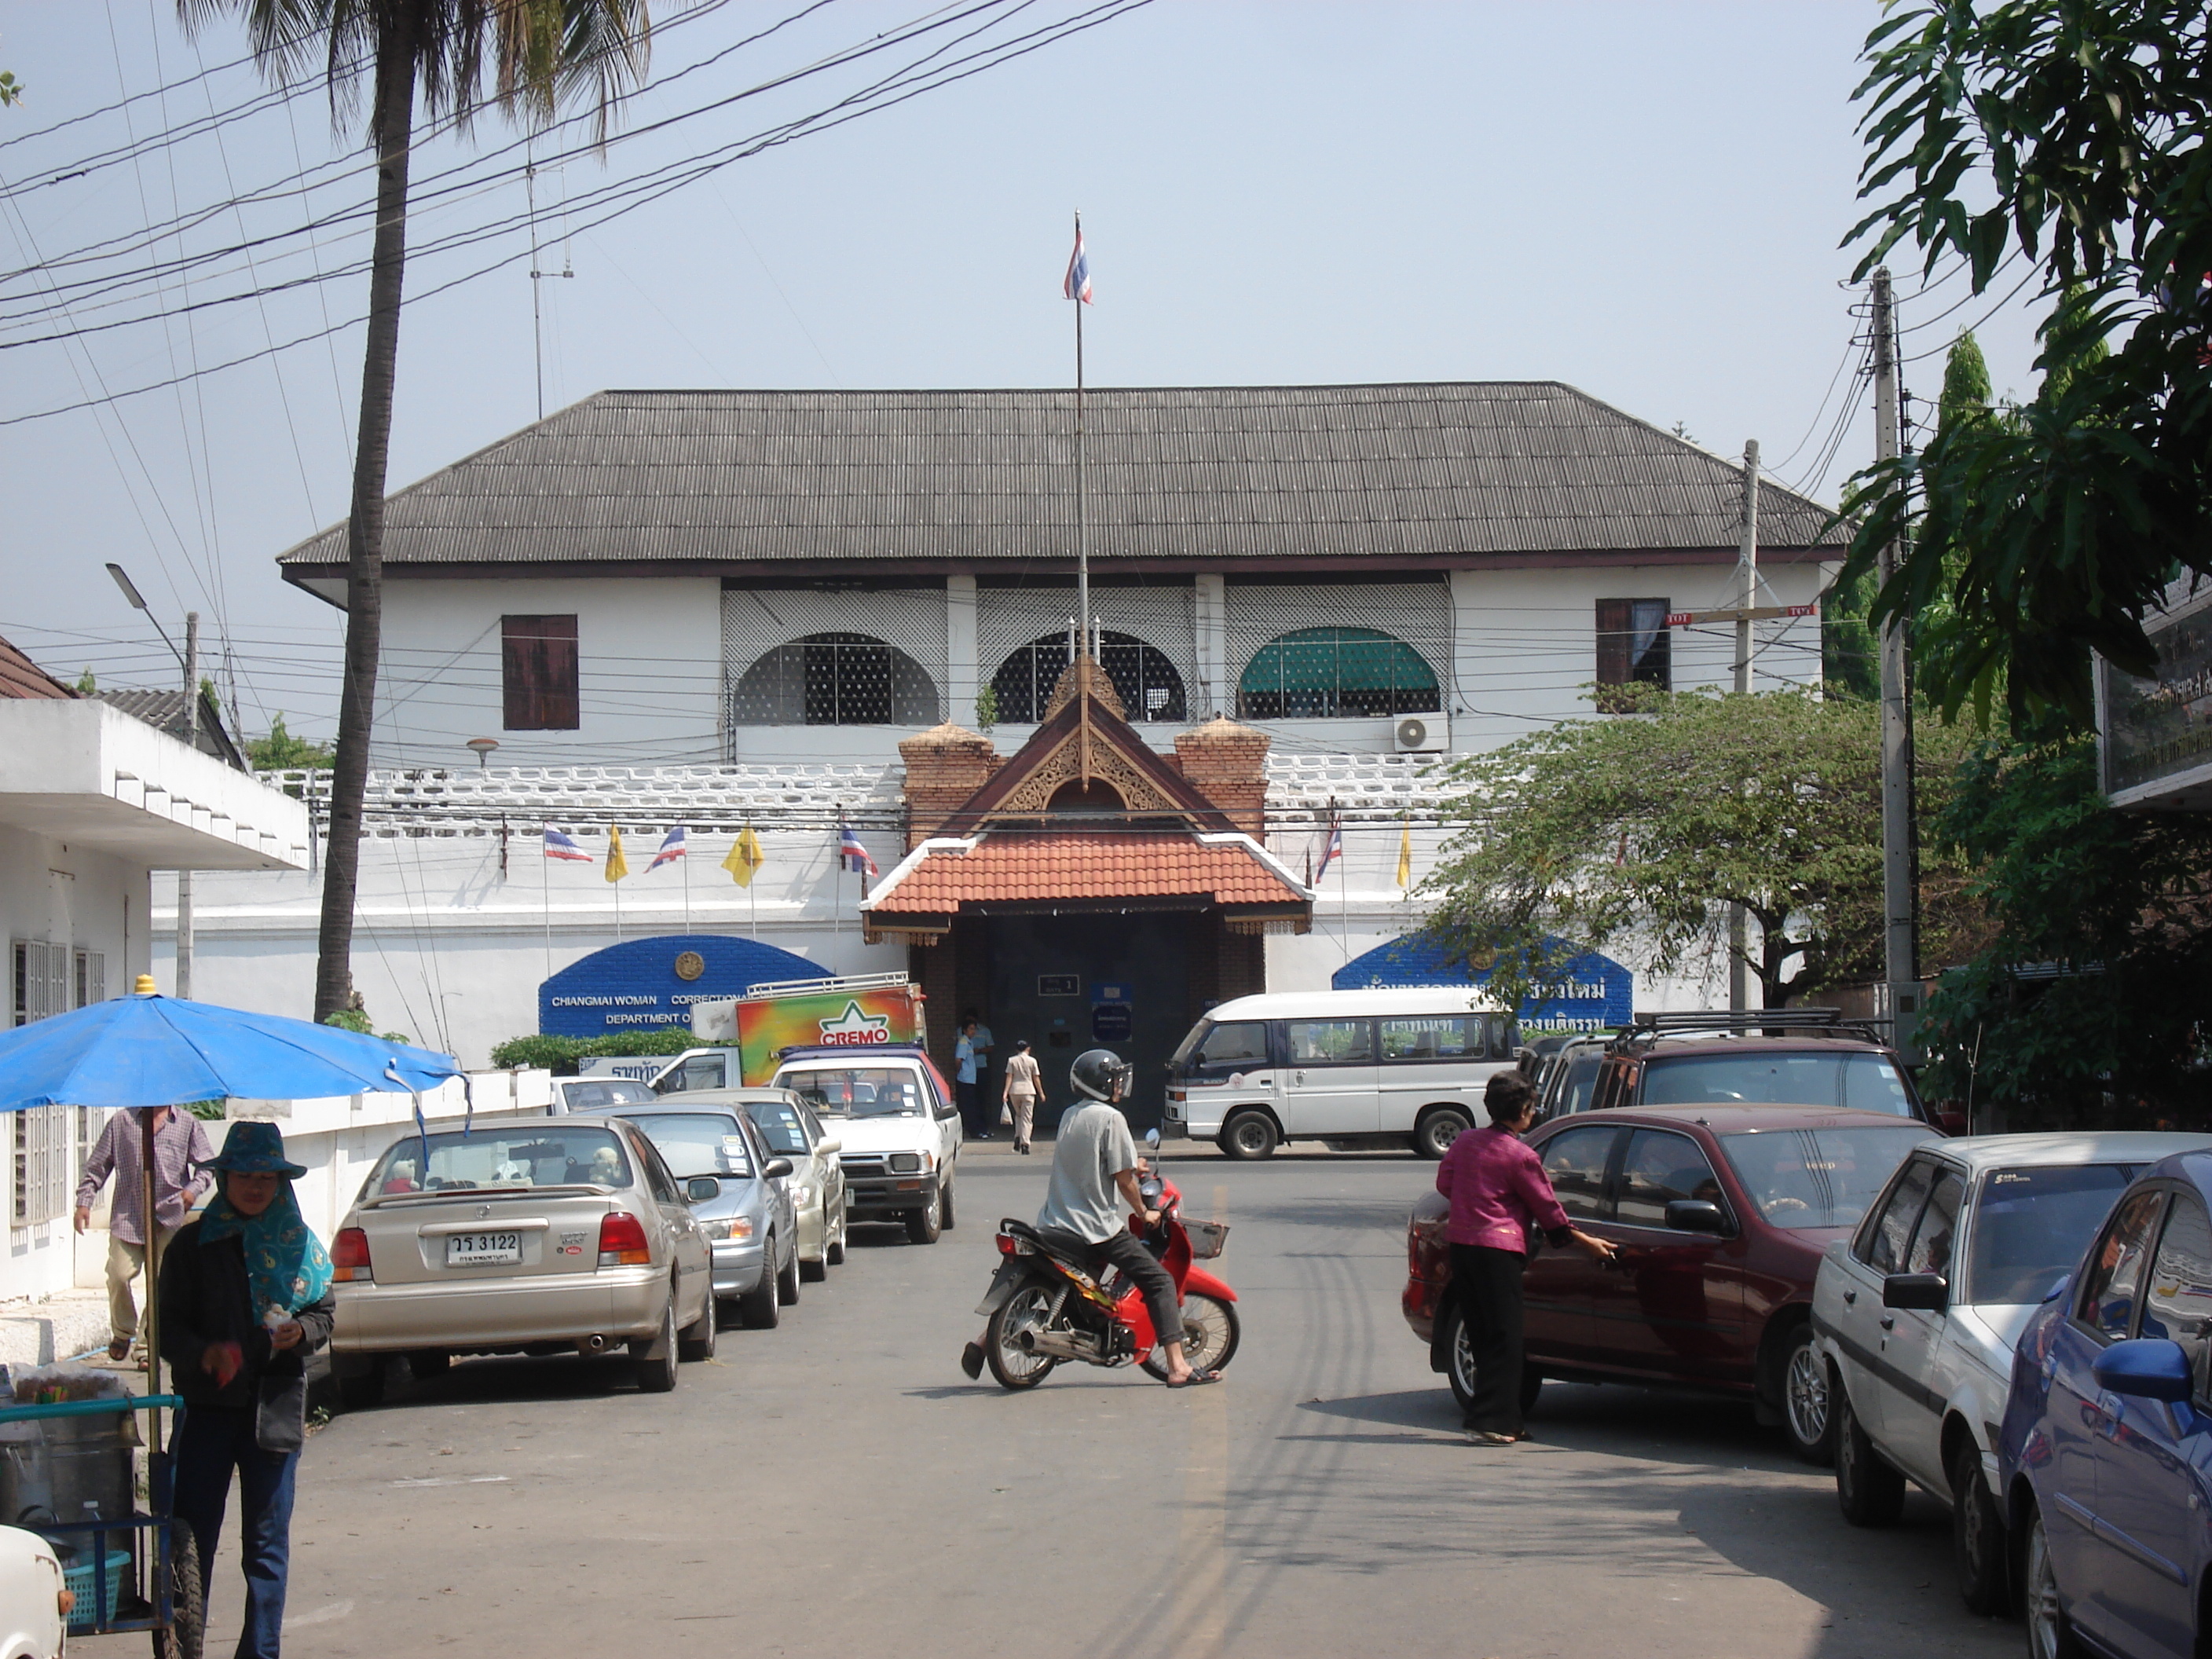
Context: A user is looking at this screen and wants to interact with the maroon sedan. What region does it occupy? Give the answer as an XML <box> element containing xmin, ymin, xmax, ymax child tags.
<box><xmin>1403</xmin><ymin>1104</ymin><xmax>1935</xmax><ymax>1459</ymax></box>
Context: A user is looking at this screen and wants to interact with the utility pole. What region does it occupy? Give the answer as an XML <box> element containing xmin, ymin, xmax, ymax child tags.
<box><xmin>1871</xmin><ymin>268</ymin><xmax>1921</xmax><ymax>1049</ymax></box>
<box><xmin>177</xmin><ymin>611</ymin><xmax>199</xmax><ymax>1001</ymax></box>
<box><xmin>1729</xmin><ymin>441</ymin><xmax>1760</xmax><ymax>1012</ymax></box>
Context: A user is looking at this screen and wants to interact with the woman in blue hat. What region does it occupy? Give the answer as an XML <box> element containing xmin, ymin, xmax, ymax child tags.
<box><xmin>158</xmin><ymin>1120</ymin><xmax>334</xmax><ymax>1658</ymax></box>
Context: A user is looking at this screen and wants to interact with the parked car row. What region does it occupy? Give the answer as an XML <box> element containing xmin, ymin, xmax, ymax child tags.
<box><xmin>1404</xmin><ymin>1107</ymin><xmax>2212</xmax><ymax>1657</ymax></box>
<box><xmin>327</xmin><ymin>1044</ymin><xmax>963</xmax><ymax>1404</ymax></box>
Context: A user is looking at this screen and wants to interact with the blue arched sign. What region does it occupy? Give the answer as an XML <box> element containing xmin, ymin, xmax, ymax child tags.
<box><xmin>1333</xmin><ymin>933</ymin><xmax>1632</xmax><ymax>1035</ymax></box>
<box><xmin>539</xmin><ymin>934</ymin><xmax>828</xmax><ymax>1038</ymax></box>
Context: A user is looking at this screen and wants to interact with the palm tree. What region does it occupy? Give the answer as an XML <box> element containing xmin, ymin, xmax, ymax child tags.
<box><xmin>182</xmin><ymin>1</ymin><xmax>652</xmax><ymax>1021</ymax></box>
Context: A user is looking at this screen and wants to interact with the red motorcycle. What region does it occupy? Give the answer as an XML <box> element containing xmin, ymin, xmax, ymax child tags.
<box><xmin>966</xmin><ymin>1147</ymin><xmax>1240</xmax><ymax>1390</ymax></box>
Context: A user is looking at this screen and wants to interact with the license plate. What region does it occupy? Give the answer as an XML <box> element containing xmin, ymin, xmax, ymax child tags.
<box><xmin>445</xmin><ymin>1231</ymin><xmax>522</xmax><ymax>1267</ymax></box>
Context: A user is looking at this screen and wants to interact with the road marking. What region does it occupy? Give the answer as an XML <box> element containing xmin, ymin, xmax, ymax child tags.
<box><xmin>284</xmin><ymin>1599</ymin><xmax>353</xmax><ymax>1628</ymax></box>
<box><xmin>390</xmin><ymin>1475</ymin><xmax>509</xmax><ymax>1488</ymax></box>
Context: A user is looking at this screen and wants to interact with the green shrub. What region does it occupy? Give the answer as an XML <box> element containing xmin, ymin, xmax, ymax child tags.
<box><xmin>489</xmin><ymin>1027</ymin><xmax>709</xmax><ymax>1076</ymax></box>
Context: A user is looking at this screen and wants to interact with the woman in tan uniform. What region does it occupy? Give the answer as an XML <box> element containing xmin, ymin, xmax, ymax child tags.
<box><xmin>1001</xmin><ymin>1038</ymin><xmax>1043</xmax><ymax>1154</ymax></box>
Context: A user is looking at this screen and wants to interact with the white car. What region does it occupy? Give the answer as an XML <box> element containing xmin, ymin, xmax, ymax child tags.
<box><xmin>771</xmin><ymin>1046</ymin><xmax>961</xmax><ymax>1245</ymax></box>
<box><xmin>0</xmin><ymin>1525</ymin><xmax>67</xmax><ymax>1659</ymax></box>
<box><xmin>1811</xmin><ymin>1131</ymin><xmax>2212</xmax><ymax>1613</ymax></box>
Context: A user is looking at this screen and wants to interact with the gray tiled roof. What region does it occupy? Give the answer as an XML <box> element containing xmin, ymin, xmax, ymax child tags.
<box><xmin>95</xmin><ymin>688</ymin><xmax>248</xmax><ymax>770</ymax></box>
<box><xmin>277</xmin><ymin>383</ymin><xmax>1846</xmax><ymax>573</ymax></box>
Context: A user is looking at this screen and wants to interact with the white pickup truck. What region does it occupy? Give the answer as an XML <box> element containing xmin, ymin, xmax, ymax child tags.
<box><xmin>770</xmin><ymin>1045</ymin><xmax>961</xmax><ymax>1246</ymax></box>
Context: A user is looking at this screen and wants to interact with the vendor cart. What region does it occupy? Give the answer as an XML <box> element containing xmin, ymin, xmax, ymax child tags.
<box><xmin>0</xmin><ymin>1392</ymin><xmax>200</xmax><ymax>1657</ymax></box>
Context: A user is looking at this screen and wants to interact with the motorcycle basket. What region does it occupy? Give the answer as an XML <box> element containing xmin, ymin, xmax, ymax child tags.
<box><xmin>1184</xmin><ymin>1218</ymin><xmax>1230</xmax><ymax>1260</ymax></box>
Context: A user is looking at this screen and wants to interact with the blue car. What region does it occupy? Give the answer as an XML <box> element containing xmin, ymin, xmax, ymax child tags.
<box><xmin>2001</xmin><ymin>1149</ymin><xmax>2212</xmax><ymax>1658</ymax></box>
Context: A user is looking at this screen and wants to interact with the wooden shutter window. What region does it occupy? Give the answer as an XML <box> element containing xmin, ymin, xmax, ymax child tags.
<box><xmin>502</xmin><ymin>615</ymin><xmax>580</xmax><ymax>731</ymax></box>
<box><xmin>1594</xmin><ymin>598</ymin><xmax>1633</xmax><ymax>685</ymax></box>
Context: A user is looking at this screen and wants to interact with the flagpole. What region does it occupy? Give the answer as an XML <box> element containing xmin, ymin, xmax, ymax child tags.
<box><xmin>680</xmin><ymin>830</ymin><xmax>691</xmax><ymax>932</ymax></box>
<box><xmin>540</xmin><ymin>823</ymin><xmax>552</xmax><ymax>981</ymax></box>
<box><xmin>1074</xmin><ymin>208</ymin><xmax>1087</xmax><ymax>657</ymax></box>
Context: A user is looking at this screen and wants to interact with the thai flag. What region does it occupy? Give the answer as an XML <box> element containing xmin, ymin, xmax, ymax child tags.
<box><xmin>838</xmin><ymin>819</ymin><xmax>877</xmax><ymax>877</ymax></box>
<box><xmin>1316</xmin><ymin>815</ymin><xmax>1344</xmax><ymax>882</ymax></box>
<box><xmin>1064</xmin><ymin>225</ymin><xmax>1093</xmax><ymax>305</ymax></box>
<box><xmin>543</xmin><ymin>826</ymin><xmax>592</xmax><ymax>862</ymax></box>
<box><xmin>649</xmin><ymin>826</ymin><xmax>687</xmax><ymax>871</ymax></box>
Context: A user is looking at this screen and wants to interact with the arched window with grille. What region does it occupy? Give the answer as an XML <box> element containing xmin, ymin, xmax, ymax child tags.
<box><xmin>989</xmin><ymin>631</ymin><xmax>1188</xmax><ymax>723</ymax></box>
<box><xmin>728</xmin><ymin>632</ymin><xmax>940</xmax><ymax>726</ymax></box>
<box><xmin>1236</xmin><ymin>627</ymin><xmax>1440</xmax><ymax>719</ymax></box>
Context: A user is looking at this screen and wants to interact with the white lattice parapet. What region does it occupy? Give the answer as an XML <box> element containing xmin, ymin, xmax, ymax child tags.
<box><xmin>256</xmin><ymin>763</ymin><xmax>906</xmax><ymax>837</ymax></box>
<box><xmin>1263</xmin><ymin>752</ymin><xmax>1454</xmax><ymax>824</ymax></box>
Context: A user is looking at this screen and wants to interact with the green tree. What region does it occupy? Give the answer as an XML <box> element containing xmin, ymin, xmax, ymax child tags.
<box><xmin>1422</xmin><ymin>690</ymin><xmax>1984</xmax><ymax>1010</ymax></box>
<box><xmin>74</xmin><ymin>668</ymin><xmax>96</xmax><ymax>694</ymax></box>
<box><xmin>1840</xmin><ymin>1</ymin><xmax>2212</xmax><ymax>726</ymax></box>
<box><xmin>247</xmin><ymin>712</ymin><xmax>336</xmax><ymax>770</ymax></box>
<box><xmin>1917</xmin><ymin>737</ymin><xmax>2212</xmax><ymax>1126</ymax></box>
<box><xmin>183</xmin><ymin>0</ymin><xmax>654</xmax><ymax>1022</ymax></box>
<box><xmin>489</xmin><ymin>1027</ymin><xmax>707</xmax><ymax>1075</ymax></box>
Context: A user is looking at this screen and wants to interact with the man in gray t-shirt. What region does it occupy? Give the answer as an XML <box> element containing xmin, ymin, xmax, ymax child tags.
<box><xmin>1027</xmin><ymin>1049</ymin><xmax>1210</xmax><ymax>1386</ymax></box>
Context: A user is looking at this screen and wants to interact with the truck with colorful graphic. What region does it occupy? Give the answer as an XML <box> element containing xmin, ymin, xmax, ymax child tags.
<box><xmin>646</xmin><ymin>973</ymin><xmax>926</xmax><ymax>1093</ymax></box>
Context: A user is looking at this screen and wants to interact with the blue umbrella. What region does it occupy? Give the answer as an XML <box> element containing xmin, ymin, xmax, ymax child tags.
<box><xmin>0</xmin><ymin>979</ymin><xmax>463</xmax><ymax>1403</ymax></box>
<box><xmin>0</xmin><ymin>984</ymin><xmax>460</xmax><ymax>1112</ymax></box>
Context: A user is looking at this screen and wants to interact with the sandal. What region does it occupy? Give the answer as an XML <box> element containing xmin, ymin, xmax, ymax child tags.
<box><xmin>1163</xmin><ymin>1369</ymin><xmax>1222</xmax><ymax>1388</ymax></box>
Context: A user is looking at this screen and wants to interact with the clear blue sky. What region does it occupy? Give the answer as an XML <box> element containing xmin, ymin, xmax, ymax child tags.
<box><xmin>0</xmin><ymin>2</ymin><xmax>2043</xmax><ymax>741</ymax></box>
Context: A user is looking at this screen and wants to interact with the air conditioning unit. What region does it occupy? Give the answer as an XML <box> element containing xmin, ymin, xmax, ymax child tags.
<box><xmin>1393</xmin><ymin>714</ymin><xmax>1446</xmax><ymax>753</ymax></box>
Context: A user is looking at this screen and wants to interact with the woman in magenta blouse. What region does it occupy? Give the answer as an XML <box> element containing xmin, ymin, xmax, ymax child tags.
<box><xmin>1434</xmin><ymin>1071</ymin><xmax>1616</xmax><ymax>1444</ymax></box>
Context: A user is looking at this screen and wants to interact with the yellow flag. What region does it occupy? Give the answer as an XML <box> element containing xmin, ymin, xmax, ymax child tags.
<box><xmin>1395</xmin><ymin>819</ymin><xmax>1412</xmax><ymax>893</ymax></box>
<box><xmin>723</xmin><ymin>823</ymin><xmax>766</xmax><ymax>888</ymax></box>
<box><xmin>605</xmin><ymin>826</ymin><xmax>630</xmax><ymax>882</ymax></box>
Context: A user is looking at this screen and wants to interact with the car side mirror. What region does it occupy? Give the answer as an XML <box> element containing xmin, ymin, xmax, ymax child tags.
<box><xmin>763</xmin><ymin>1157</ymin><xmax>795</xmax><ymax>1181</ymax></box>
<box><xmin>2094</xmin><ymin>1338</ymin><xmax>2196</xmax><ymax>1404</ymax></box>
<box><xmin>1664</xmin><ymin>1199</ymin><xmax>1730</xmax><ymax>1235</ymax></box>
<box><xmin>816</xmin><ymin>1137</ymin><xmax>842</xmax><ymax>1156</ymax></box>
<box><xmin>1937</xmin><ymin>1110</ymin><xmax>1968</xmax><ymax>1136</ymax></box>
<box><xmin>685</xmin><ymin>1176</ymin><xmax>721</xmax><ymax>1204</ymax></box>
<box><xmin>1882</xmin><ymin>1272</ymin><xmax>1950</xmax><ymax>1313</ymax></box>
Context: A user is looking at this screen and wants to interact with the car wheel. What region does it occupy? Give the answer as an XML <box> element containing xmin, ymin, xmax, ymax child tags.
<box><xmin>1437</xmin><ymin>1299</ymin><xmax>1543</xmax><ymax>1420</ymax></box>
<box><xmin>906</xmin><ymin>1188</ymin><xmax>943</xmax><ymax>1245</ymax></box>
<box><xmin>2023</xmin><ymin>1503</ymin><xmax>2085</xmax><ymax>1659</ymax></box>
<box><xmin>826</xmin><ymin>1200</ymin><xmax>847</xmax><ymax>1266</ymax></box>
<box><xmin>1833</xmin><ymin>1379</ymin><xmax>1906</xmax><ymax>1526</ymax></box>
<box><xmin>777</xmin><ymin>1240</ymin><xmax>802</xmax><ymax>1306</ymax></box>
<box><xmin>739</xmin><ymin>1261</ymin><xmax>780</xmax><ymax>1328</ymax></box>
<box><xmin>678</xmin><ymin>1292</ymin><xmax>718</xmax><ymax>1362</ymax></box>
<box><xmin>406</xmin><ymin>1350</ymin><xmax>450</xmax><ymax>1383</ymax></box>
<box><xmin>337</xmin><ymin>1362</ymin><xmax>385</xmax><ymax>1412</ymax></box>
<box><xmin>1950</xmin><ymin>1437</ymin><xmax>2008</xmax><ymax>1616</ymax></box>
<box><xmin>1220</xmin><ymin>1111</ymin><xmax>1278</xmax><ymax>1161</ymax></box>
<box><xmin>800</xmin><ymin>1237</ymin><xmax>829</xmax><ymax>1283</ymax></box>
<box><xmin>152</xmin><ymin>1522</ymin><xmax>203</xmax><ymax>1659</ymax></box>
<box><xmin>1413</xmin><ymin>1105</ymin><xmax>1472</xmax><ymax>1160</ymax></box>
<box><xmin>1779</xmin><ymin>1323</ymin><xmax>1834</xmax><ymax>1465</ymax></box>
<box><xmin>940</xmin><ymin>1175</ymin><xmax>957</xmax><ymax>1231</ymax></box>
<box><xmin>632</xmin><ymin>1296</ymin><xmax>679</xmax><ymax>1392</ymax></box>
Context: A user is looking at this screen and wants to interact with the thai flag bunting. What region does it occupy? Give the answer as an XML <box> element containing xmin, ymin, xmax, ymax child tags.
<box><xmin>1316</xmin><ymin>815</ymin><xmax>1344</xmax><ymax>882</ymax></box>
<box><xmin>1064</xmin><ymin>225</ymin><xmax>1093</xmax><ymax>304</ymax></box>
<box><xmin>542</xmin><ymin>826</ymin><xmax>592</xmax><ymax>862</ymax></box>
<box><xmin>649</xmin><ymin>826</ymin><xmax>687</xmax><ymax>870</ymax></box>
<box><xmin>838</xmin><ymin>819</ymin><xmax>877</xmax><ymax>877</ymax></box>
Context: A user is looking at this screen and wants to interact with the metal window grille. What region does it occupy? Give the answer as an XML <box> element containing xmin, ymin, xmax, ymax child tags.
<box><xmin>976</xmin><ymin>585</ymin><xmax>1196</xmax><ymax>723</ymax></box>
<box><xmin>10</xmin><ymin>939</ymin><xmax>72</xmax><ymax>1223</ymax></box>
<box><xmin>722</xmin><ymin>589</ymin><xmax>946</xmax><ymax>739</ymax></box>
<box><xmin>1225</xmin><ymin>584</ymin><xmax>1450</xmax><ymax>719</ymax></box>
<box><xmin>989</xmin><ymin>630</ymin><xmax>1188</xmax><ymax>723</ymax></box>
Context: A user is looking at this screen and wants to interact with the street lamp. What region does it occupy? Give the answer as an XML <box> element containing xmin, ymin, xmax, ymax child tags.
<box><xmin>107</xmin><ymin>562</ymin><xmax>202</xmax><ymax>998</ymax></box>
<box><xmin>466</xmin><ymin>738</ymin><xmax>500</xmax><ymax>769</ymax></box>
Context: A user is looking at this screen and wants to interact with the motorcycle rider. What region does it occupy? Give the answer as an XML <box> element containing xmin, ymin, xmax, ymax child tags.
<box><xmin>975</xmin><ymin>1048</ymin><xmax>1217</xmax><ymax>1387</ymax></box>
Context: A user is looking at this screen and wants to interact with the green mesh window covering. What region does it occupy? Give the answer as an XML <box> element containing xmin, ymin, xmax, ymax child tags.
<box><xmin>1236</xmin><ymin>627</ymin><xmax>1440</xmax><ymax>720</ymax></box>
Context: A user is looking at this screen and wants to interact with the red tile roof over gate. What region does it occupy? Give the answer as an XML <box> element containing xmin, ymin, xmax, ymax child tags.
<box><xmin>866</xmin><ymin>831</ymin><xmax>1306</xmax><ymax>914</ymax></box>
<box><xmin>0</xmin><ymin>633</ymin><xmax>75</xmax><ymax>701</ymax></box>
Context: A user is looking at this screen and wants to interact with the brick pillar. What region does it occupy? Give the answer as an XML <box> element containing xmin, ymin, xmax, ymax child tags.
<box><xmin>1218</xmin><ymin>927</ymin><xmax>1267</xmax><ymax>1002</ymax></box>
<box><xmin>912</xmin><ymin>939</ymin><xmax>958</xmax><ymax>1069</ymax></box>
<box><xmin>1174</xmin><ymin>717</ymin><xmax>1271</xmax><ymax>837</ymax></box>
<box><xmin>898</xmin><ymin>724</ymin><xmax>1002</xmax><ymax>848</ymax></box>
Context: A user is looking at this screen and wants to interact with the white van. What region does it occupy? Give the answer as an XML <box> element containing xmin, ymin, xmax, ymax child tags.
<box><xmin>1160</xmin><ymin>987</ymin><xmax>1518</xmax><ymax>1160</ymax></box>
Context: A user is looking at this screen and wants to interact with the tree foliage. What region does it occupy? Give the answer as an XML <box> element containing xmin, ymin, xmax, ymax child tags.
<box><xmin>1917</xmin><ymin>737</ymin><xmax>2212</xmax><ymax>1124</ymax></box>
<box><xmin>1421</xmin><ymin>690</ymin><xmax>1985</xmax><ymax>1011</ymax></box>
<box><xmin>1840</xmin><ymin>1</ymin><xmax>2212</xmax><ymax>725</ymax></box>
<box><xmin>247</xmin><ymin>712</ymin><xmax>336</xmax><ymax>770</ymax></box>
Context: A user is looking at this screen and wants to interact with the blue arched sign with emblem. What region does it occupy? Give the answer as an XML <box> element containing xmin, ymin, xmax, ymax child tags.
<box><xmin>539</xmin><ymin>934</ymin><xmax>828</xmax><ymax>1038</ymax></box>
<box><xmin>1332</xmin><ymin>933</ymin><xmax>1632</xmax><ymax>1034</ymax></box>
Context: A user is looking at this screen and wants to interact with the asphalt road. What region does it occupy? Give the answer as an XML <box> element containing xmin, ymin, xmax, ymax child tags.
<box><xmin>84</xmin><ymin>1144</ymin><xmax>2017</xmax><ymax>1659</ymax></box>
